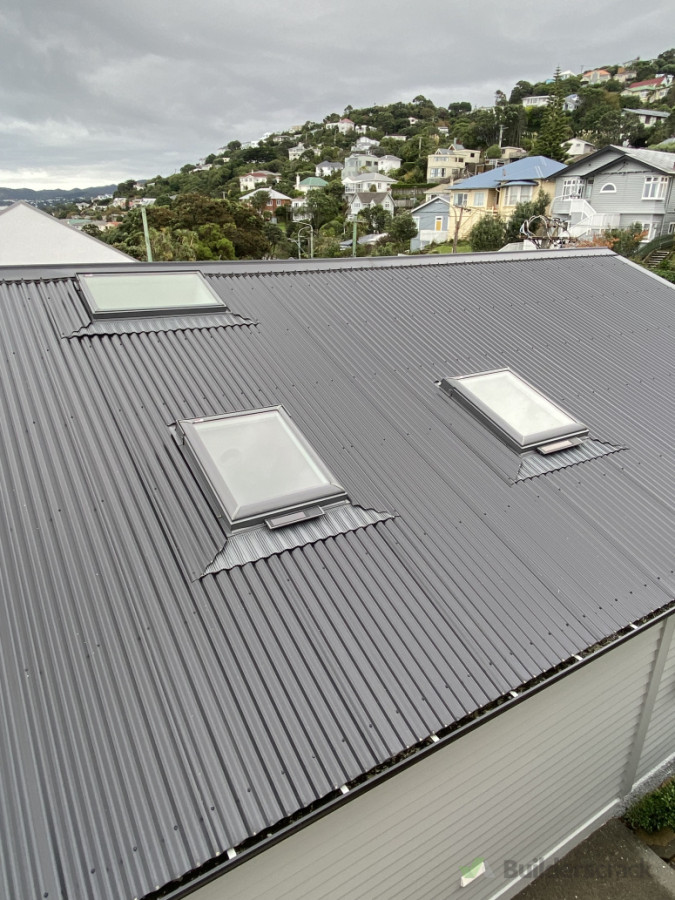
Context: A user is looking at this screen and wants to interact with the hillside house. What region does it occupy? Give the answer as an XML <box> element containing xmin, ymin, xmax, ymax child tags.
<box><xmin>352</xmin><ymin>136</ymin><xmax>380</xmax><ymax>152</ymax></box>
<box><xmin>295</xmin><ymin>175</ymin><xmax>328</xmax><ymax>194</ymax></box>
<box><xmin>440</xmin><ymin>155</ymin><xmax>566</xmax><ymax>239</ymax></box>
<box><xmin>2</xmin><ymin>252</ymin><xmax>675</xmax><ymax>900</ymax></box>
<box><xmin>347</xmin><ymin>191</ymin><xmax>396</xmax><ymax>220</ymax></box>
<box><xmin>521</xmin><ymin>95</ymin><xmax>552</xmax><ymax>107</ymax></box>
<box><xmin>410</xmin><ymin>195</ymin><xmax>452</xmax><ymax>249</ymax></box>
<box><xmin>342</xmin><ymin>173</ymin><xmax>397</xmax><ymax>194</ymax></box>
<box><xmin>581</xmin><ymin>68</ymin><xmax>611</xmax><ymax>84</ymax></box>
<box><xmin>238</xmin><ymin>171</ymin><xmax>279</xmax><ymax>192</ymax></box>
<box><xmin>551</xmin><ymin>145</ymin><xmax>675</xmax><ymax>241</ymax></box>
<box><xmin>426</xmin><ymin>145</ymin><xmax>480</xmax><ymax>182</ymax></box>
<box><xmin>288</xmin><ymin>143</ymin><xmax>307</xmax><ymax>161</ymax></box>
<box><xmin>563</xmin><ymin>137</ymin><xmax>597</xmax><ymax>159</ymax></box>
<box><xmin>623</xmin><ymin>108</ymin><xmax>671</xmax><ymax>127</ymax></box>
<box><xmin>621</xmin><ymin>74</ymin><xmax>674</xmax><ymax>103</ymax></box>
<box><xmin>343</xmin><ymin>152</ymin><xmax>380</xmax><ymax>178</ymax></box>
<box><xmin>240</xmin><ymin>188</ymin><xmax>292</xmax><ymax>213</ymax></box>
<box><xmin>376</xmin><ymin>154</ymin><xmax>402</xmax><ymax>174</ymax></box>
<box><xmin>315</xmin><ymin>160</ymin><xmax>344</xmax><ymax>178</ymax></box>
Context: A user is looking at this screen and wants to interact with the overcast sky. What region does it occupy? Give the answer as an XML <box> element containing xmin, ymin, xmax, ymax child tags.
<box><xmin>1</xmin><ymin>0</ymin><xmax>673</xmax><ymax>190</ymax></box>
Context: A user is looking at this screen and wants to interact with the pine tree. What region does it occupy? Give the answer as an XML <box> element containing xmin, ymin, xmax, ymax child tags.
<box><xmin>533</xmin><ymin>69</ymin><xmax>571</xmax><ymax>162</ymax></box>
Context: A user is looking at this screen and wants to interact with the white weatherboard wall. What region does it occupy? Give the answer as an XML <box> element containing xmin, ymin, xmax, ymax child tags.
<box><xmin>637</xmin><ymin>620</ymin><xmax>675</xmax><ymax>780</ymax></box>
<box><xmin>190</xmin><ymin>622</ymin><xmax>668</xmax><ymax>900</ymax></box>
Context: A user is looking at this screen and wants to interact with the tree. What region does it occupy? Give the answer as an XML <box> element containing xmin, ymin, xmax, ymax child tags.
<box><xmin>485</xmin><ymin>144</ymin><xmax>502</xmax><ymax>159</ymax></box>
<box><xmin>503</xmin><ymin>190</ymin><xmax>550</xmax><ymax>244</ymax></box>
<box><xmin>358</xmin><ymin>206</ymin><xmax>392</xmax><ymax>234</ymax></box>
<box><xmin>388</xmin><ymin>212</ymin><xmax>419</xmax><ymax>245</ymax></box>
<box><xmin>577</xmin><ymin>223</ymin><xmax>646</xmax><ymax>258</ymax></box>
<box><xmin>532</xmin><ymin>70</ymin><xmax>570</xmax><ymax>162</ymax></box>
<box><xmin>468</xmin><ymin>214</ymin><xmax>506</xmax><ymax>251</ymax></box>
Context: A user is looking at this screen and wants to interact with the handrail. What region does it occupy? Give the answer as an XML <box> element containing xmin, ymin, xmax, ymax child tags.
<box><xmin>634</xmin><ymin>233</ymin><xmax>674</xmax><ymax>261</ymax></box>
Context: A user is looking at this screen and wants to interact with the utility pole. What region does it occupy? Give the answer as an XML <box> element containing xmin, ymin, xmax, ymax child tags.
<box><xmin>140</xmin><ymin>206</ymin><xmax>153</xmax><ymax>262</ymax></box>
<box><xmin>452</xmin><ymin>206</ymin><xmax>469</xmax><ymax>253</ymax></box>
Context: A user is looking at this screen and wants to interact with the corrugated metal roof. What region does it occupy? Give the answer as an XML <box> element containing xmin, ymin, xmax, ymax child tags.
<box><xmin>451</xmin><ymin>155</ymin><xmax>566</xmax><ymax>190</ymax></box>
<box><xmin>1</xmin><ymin>249</ymin><xmax>675</xmax><ymax>900</ymax></box>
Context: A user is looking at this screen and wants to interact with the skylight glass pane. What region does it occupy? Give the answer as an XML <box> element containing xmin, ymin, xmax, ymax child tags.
<box><xmin>443</xmin><ymin>368</ymin><xmax>587</xmax><ymax>450</ymax></box>
<box><xmin>179</xmin><ymin>407</ymin><xmax>346</xmax><ymax>528</ymax></box>
<box><xmin>80</xmin><ymin>272</ymin><xmax>225</xmax><ymax>316</ymax></box>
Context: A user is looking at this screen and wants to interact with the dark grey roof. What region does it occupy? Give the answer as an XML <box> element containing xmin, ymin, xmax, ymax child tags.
<box><xmin>2</xmin><ymin>250</ymin><xmax>675</xmax><ymax>900</ymax></box>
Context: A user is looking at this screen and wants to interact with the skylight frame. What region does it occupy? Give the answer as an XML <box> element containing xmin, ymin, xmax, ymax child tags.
<box><xmin>77</xmin><ymin>270</ymin><xmax>228</xmax><ymax>319</ymax></box>
<box><xmin>440</xmin><ymin>367</ymin><xmax>588</xmax><ymax>452</ymax></box>
<box><xmin>176</xmin><ymin>406</ymin><xmax>348</xmax><ymax>532</ymax></box>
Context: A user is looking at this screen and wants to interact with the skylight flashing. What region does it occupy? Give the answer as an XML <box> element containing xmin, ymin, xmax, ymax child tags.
<box><xmin>440</xmin><ymin>368</ymin><xmax>588</xmax><ymax>453</ymax></box>
<box><xmin>78</xmin><ymin>271</ymin><xmax>227</xmax><ymax>319</ymax></box>
<box><xmin>176</xmin><ymin>406</ymin><xmax>348</xmax><ymax>533</ymax></box>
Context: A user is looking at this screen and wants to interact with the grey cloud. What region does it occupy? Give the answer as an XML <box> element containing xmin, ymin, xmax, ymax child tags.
<box><xmin>0</xmin><ymin>0</ymin><xmax>673</xmax><ymax>188</ymax></box>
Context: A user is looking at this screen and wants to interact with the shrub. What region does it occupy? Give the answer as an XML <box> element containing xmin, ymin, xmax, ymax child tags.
<box><xmin>624</xmin><ymin>779</ymin><xmax>675</xmax><ymax>832</ymax></box>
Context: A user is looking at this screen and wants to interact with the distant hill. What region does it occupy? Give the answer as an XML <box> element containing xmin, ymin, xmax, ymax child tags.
<box><xmin>0</xmin><ymin>185</ymin><xmax>117</xmax><ymax>203</ymax></box>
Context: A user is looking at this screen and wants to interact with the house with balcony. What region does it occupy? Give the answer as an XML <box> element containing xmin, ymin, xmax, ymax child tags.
<box><xmin>426</xmin><ymin>144</ymin><xmax>481</xmax><ymax>183</ymax></box>
<box><xmin>431</xmin><ymin>155</ymin><xmax>566</xmax><ymax>240</ymax></box>
<box><xmin>551</xmin><ymin>145</ymin><xmax>675</xmax><ymax>242</ymax></box>
<box><xmin>342</xmin><ymin>173</ymin><xmax>397</xmax><ymax>194</ymax></box>
<box><xmin>522</xmin><ymin>95</ymin><xmax>553</xmax><ymax>108</ymax></box>
<box><xmin>343</xmin><ymin>152</ymin><xmax>380</xmax><ymax>178</ymax></box>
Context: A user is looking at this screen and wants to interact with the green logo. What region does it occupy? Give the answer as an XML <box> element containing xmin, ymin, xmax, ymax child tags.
<box><xmin>460</xmin><ymin>857</ymin><xmax>485</xmax><ymax>881</ymax></box>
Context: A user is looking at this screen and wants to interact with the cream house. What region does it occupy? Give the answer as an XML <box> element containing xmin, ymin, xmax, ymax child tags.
<box><xmin>445</xmin><ymin>155</ymin><xmax>567</xmax><ymax>239</ymax></box>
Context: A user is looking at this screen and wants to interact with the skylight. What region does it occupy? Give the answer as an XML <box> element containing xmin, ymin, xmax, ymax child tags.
<box><xmin>440</xmin><ymin>368</ymin><xmax>588</xmax><ymax>452</ymax></box>
<box><xmin>177</xmin><ymin>406</ymin><xmax>347</xmax><ymax>531</ymax></box>
<box><xmin>79</xmin><ymin>272</ymin><xmax>226</xmax><ymax>318</ymax></box>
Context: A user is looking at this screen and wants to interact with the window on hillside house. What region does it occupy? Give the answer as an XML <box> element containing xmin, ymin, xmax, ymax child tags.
<box><xmin>473</xmin><ymin>192</ymin><xmax>486</xmax><ymax>207</ymax></box>
<box><xmin>600</xmin><ymin>183</ymin><xmax>616</xmax><ymax>193</ymax></box>
<box><xmin>561</xmin><ymin>178</ymin><xmax>583</xmax><ymax>200</ymax></box>
<box><xmin>503</xmin><ymin>185</ymin><xmax>534</xmax><ymax>206</ymax></box>
<box><xmin>440</xmin><ymin>368</ymin><xmax>588</xmax><ymax>453</ymax></box>
<box><xmin>642</xmin><ymin>176</ymin><xmax>668</xmax><ymax>200</ymax></box>
<box><xmin>78</xmin><ymin>272</ymin><xmax>227</xmax><ymax>319</ymax></box>
<box><xmin>454</xmin><ymin>193</ymin><xmax>469</xmax><ymax>207</ymax></box>
<box><xmin>177</xmin><ymin>406</ymin><xmax>348</xmax><ymax>532</ymax></box>
<box><xmin>668</xmin><ymin>222</ymin><xmax>675</xmax><ymax>235</ymax></box>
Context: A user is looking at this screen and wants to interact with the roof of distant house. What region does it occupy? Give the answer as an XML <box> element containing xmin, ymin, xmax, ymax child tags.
<box><xmin>343</xmin><ymin>173</ymin><xmax>397</xmax><ymax>183</ymax></box>
<box><xmin>348</xmin><ymin>192</ymin><xmax>394</xmax><ymax>204</ymax></box>
<box><xmin>240</xmin><ymin>188</ymin><xmax>292</xmax><ymax>201</ymax></box>
<box><xmin>623</xmin><ymin>108</ymin><xmax>671</xmax><ymax>118</ymax></box>
<box><xmin>298</xmin><ymin>176</ymin><xmax>328</xmax><ymax>187</ymax></box>
<box><xmin>451</xmin><ymin>156</ymin><xmax>566</xmax><ymax>191</ymax></box>
<box><xmin>0</xmin><ymin>201</ymin><xmax>133</xmax><ymax>265</ymax></box>
<box><xmin>625</xmin><ymin>76</ymin><xmax>670</xmax><ymax>89</ymax></box>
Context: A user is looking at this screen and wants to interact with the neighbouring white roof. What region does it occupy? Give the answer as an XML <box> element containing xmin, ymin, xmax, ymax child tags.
<box><xmin>0</xmin><ymin>202</ymin><xmax>132</xmax><ymax>265</ymax></box>
<box><xmin>240</xmin><ymin>188</ymin><xmax>292</xmax><ymax>201</ymax></box>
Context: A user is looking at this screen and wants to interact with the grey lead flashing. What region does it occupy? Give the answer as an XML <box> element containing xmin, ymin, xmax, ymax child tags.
<box><xmin>203</xmin><ymin>505</ymin><xmax>394</xmax><ymax>574</ymax></box>
<box><xmin>517</xmin><ymin>439</ymin><xmax>625</xmax><ymax>481</ymax></box>
<box><xmin>66</xmin><ymin>311</ymin><xmax>254</xmax><ymax>337</ymax></box>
